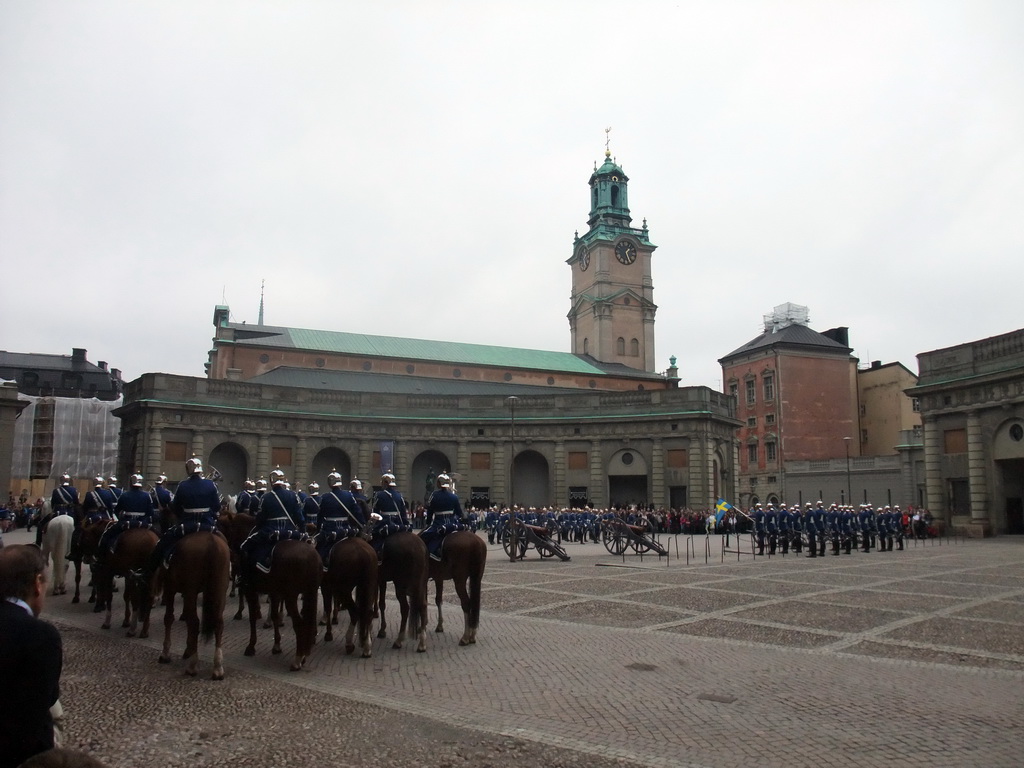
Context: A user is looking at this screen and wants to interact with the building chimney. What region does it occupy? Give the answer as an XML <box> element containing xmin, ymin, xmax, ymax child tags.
<box><xmin>871</xmin><ymin>360</ymin><xmax>882</xmax><ymax>370</ymax></box>
<box><xmin>98</xmin><ymin>361</ymin><xmax>108</xmax><ymax>371</ymax></box>
<box><xmin>71</xmin><ymin>348</ymin><xmax>86</xmax><ymax>363</ymax></box>
<box><xmin>111</xmin><ymin>368</ymin><xmax>121</xmax><ymax>380</ymax></box>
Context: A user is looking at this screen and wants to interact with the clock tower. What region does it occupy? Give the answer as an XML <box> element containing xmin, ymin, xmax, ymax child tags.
<box><xmin>567</xmin><ymin>147</ymin><xmax>657</xmax><ymax>372</ymax></box>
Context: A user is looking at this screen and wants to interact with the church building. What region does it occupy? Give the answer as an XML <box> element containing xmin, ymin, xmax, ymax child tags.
<box><xmin>115</xmin><ymin>149</ymin><xmax>740</xmax><ymax>510</ymax></box>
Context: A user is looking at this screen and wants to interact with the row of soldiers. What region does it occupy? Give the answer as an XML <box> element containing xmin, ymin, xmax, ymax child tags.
<box><xmin>750</xmin><ymin>501</ymin><xmax>906</xmax><ymax>557</ymax></box>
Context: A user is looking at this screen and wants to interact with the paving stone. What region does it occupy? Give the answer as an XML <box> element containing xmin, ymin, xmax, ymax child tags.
<box><xmin>661</xmin><ymin>618</ymin><xmax>839</xmax><ymax>648</ymax></box>
<box><xmin>948</xmin><ymin>600</ymin><xmax>1024</xmax><ymax>623</ymax></box>
<box><xmin>634</xmin><ymin>586</ymin><xmax>770</xmax><ymax>612</ymax></box>
<box><xmin>524</xmin><ymin>599</ymin><xmax>690</xmax><ymax>628</ymax></box>
<box><xmin>729</xmin><ymin>601</ymin><xmax>910</xmax><ymax>633</ymax></box>
<box><xmin>841</xmin><ymin>641</ymin><xmax>1024</xmax><ymax>672</ymax></box>
<box><xmin>882</xmin><ymin>616</ymin><xmax>1024</xmax><ymax>656</ymax></box>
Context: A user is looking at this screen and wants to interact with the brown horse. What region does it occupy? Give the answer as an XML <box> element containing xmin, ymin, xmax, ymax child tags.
<box><xmin>216</xmin><ymin>510</ymin><xmax>256</xmax><ymax>619</ymax></box>
<box><xmin>94</xmin><ymin>527</ymin><xmax>159</xmax><ymax>636</ymax></box>
<box><xmin>322</xmin><ymin>537</ymin><xmax>378</xmax><ymax>657</ymax></box>
<box><xmin>147</xmin><ymin>531</ymin><xmax>231</xmax><ymax>679</ymax></box>
<box><xmin>242</xmin><ymin>539</ymin><xmax>321</xmax><ymax>671</ymax></box>
<box><xmin>376</xmin><ymin>531</ymin><xmax>428</xmax><ymax>652</ymax></box>
<box><xmin>428</xmin><ymin>531</ymin><xmax>487</xmax><ymax>646</ymax></box>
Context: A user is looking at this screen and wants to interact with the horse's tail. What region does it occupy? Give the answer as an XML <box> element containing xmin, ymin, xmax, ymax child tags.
<box><xmin>467</xmin><ymin>540</ymin><xmax>486</xmax><ymax>631</ymax></box>
<box><xmin>201</xmin><ymin>535</ymin><xmax>226</xmax><ymax>642</ymax></box>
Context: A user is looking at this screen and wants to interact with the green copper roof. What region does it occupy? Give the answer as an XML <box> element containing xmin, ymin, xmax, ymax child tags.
<box><xmin>595</xmin><ymin>157</ymin><xmax>625</xmax><ymax>177</ymax></box>
<box><xmin>234</xmin><ymin>324</ymin><xmax>609</xmax><ymax>376</ymax></box>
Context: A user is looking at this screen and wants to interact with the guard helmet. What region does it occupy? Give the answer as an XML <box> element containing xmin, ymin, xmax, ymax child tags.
<box><xmin>94</xmin><ymin>475</ymin><xmax>105</xmax><ymax>486</ymax></box>
<box><xmin>108</xmin><ymin>475</ymin><xmax>118</xmax><ymax>487</ymax></box>
<box><xmin>308</xmin><ymin>481</ymin><xmax>320</xmax><ymax>493</ymax></box>
<box><xmin>244</xmin><ymin>478</ymin><xmax>255</xmax><ymax>491</ymax></box>
<box><xmin>130</xmin><ymin>473</ymin><xmax>144</xmax><ymax>488</ymax></box>
<box><xmin>381</xmin><ymin>472</ymin><xmax>396</xmax><ymax>487</ymax></box>
<box><xmin>328</xmin><ymin>469</ymin><xmax>344</xmax><ymax>488</ymax></box>
<box><xmin>350</xmin><ymin>478</ymin><xmax>362</xmax><ymax>491</ymax></box>
<box><xmin>157</xmin><ymin>474</ymin><xmax>169</xmax><ymax>485</ymax></box>
<box><xmin>256</xmin><ymin>478</ymin><xmax>267</xmax><ymax>491</ymax></box>
<box><xmin>270</xmin><ymin>468</ymin><xmax>286</xmax><ymax>486</ymax></box>
<box><xmin>436</xmin><ymin>473</ymin><xmax>451</xmax><ymax>489</ymax></box>
<box><xmin>186</xmin><ymin>456</ymin><xmax>204</xmax><ymax>475</ymax></box>
<box><xmin>60</xmin><ymin>473</ymin><xmax>71</xmax><ymax>485</ymax></box>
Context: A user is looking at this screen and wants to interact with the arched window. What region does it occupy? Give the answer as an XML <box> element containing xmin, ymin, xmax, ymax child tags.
<box><xmin>583</xmin><ymin>338</ymin><xmax>589</xmax><ymax>355</ymax></box>
<box><xmin>611</xmin><ymin>185</ymin><xmax>619</xmax><ymax>207</ymax></box>
<box><xmin>616</xmin><ymin>337</ymin><xmax>625</xmax><ymax>355</ymax></box>
<box><xmin>630</xmin><ymin>338</ymin><xmax>639</xmax><ymax>356</ymax></box>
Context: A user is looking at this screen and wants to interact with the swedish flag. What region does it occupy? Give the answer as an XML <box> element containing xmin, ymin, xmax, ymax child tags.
<box><xmin>715</xmin><ymin>498</ymin><xmax>733</xmax><ymax>523</ymax></box>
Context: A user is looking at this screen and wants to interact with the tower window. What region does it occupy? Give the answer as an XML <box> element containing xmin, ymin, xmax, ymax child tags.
<box><xmin>763</xmin><ymin>375</ymin><xmax>774</xmax><ymax>401</ymax></box>
<box><xmin>611</xmin><ymin>185</ymin><xmax>619</xmax><ymax>207</ymax></box>
<box><xmin>746</xmin><ymin>379</ymin><xmax>756</xmax><ymax>405</ymax></box>
<box><xmin>617</xmin><ymin>337</ymin><xmax>625</xmax><ymax>355</ymax></box>
<box><xmin>630</xmin><ymin>338</ymin><xmax>639</xmax><ymax>356</ymax></box>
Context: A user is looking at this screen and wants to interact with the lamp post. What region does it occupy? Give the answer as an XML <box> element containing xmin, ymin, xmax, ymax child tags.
<box><xmin>843</xmin><ymin>436</ymin><xmax>852</xmax><ymax>507</ymax></box>
<box><xmin>506</xmin><ymin>396</ymin><xmax>519</xmax><ymax>562</ymax></box>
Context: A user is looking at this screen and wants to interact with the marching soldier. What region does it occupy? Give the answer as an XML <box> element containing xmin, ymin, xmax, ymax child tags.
<box><xmin>753</xmin><ymin>503</ymin><xmax>766</xmax><ymax>555</ymax></box>
<box><xmin>764</xmin><ymin>503</ymin><xmax>778</xmax><ymax>556</ymax></box>
<box><xmin>303</xmin><ymin>482</ymin><xmax>322</xmax><ymax>530</ymax></box>
<box><xmin>107</xmin><ymin>476</ymin><xmax>123</xmax><ymax>506</ymax></box>
<box><xmin>81</xmin><ymin>476</ymin><xmax>116</xmax><ymax>525</ymax></box>
<box><xmin>235</xmin><ymin>479</ymin><xmax>256</xmax><ymax>515</ymax></box>
<box><xmin>777</xmin><ymin>502</ymin><xmax>790</xmax><ymax>555</ymax></box>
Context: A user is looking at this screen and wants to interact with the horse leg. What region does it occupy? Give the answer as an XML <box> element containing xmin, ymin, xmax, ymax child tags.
<box><xmin>181</xmin><ymin>591</ymin><xmax>200</xmax><ymax>675</ymax></box>
<box><xmin>323</xmin><ymin>585</ymin><xmax>335</xmax><ymax>642</ymax></box>
<box><xmin>413</xmin><ymin>580</ymin><xmax>428</xmax><ymax>653</ymax></box>
<box><xmin>159</xmin><ymin>592</ymin><xmax>177</xmax><ymax>664</ymax></box>
<box><xmin>233</xmin><ymin>579</ymin><xmax>246</xmax><ymax>621</ymax></box>
<box><xmin>122</xmin><ymin>580</ymin><xmax>132</xmax><ymax>629</ymax></box>
<box><xmin>376</xmin><ymin>581</ymin><xmax>388</xmax><ymax>639</ymax></box>
<box><xmin>287</xmin><ymin>592</ymin><xmax>307</xmax><ymax>671</ymax></box>
<box><xmin>72</xmin><ymin>559</ymin><xmax>82</xmax><ymax>603</ymax></box>
<box><xmin>244</xmin><ymin>588</ymin><xmax>259</xmax><ymax>656</ymax></box>
<box><xmin>393</xmin><ymin>584</ymin><xmax>409</xmax><ymax>650</ymax></box>
<box><xmin>434</xmin><ymin>577</ymin><xmax>445</xmax><ymax>633</ymax></box>
<box><xmin>343</xmin><ymin>590</ymin><xmax>358</xmax><ymax>655</ymax></box>
<box><xmin>453</xmin><ymin>573</ymin><xmax>475</xmax><ymax>646</ymax></box>
<box><xmin>271</xmin><ymin>595</ymin><xmax>283</xmax><ymax>655</ymax></box>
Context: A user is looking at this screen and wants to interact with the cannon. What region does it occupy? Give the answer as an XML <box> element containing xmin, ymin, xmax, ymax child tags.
<box><xmin>500</xmin><ymin>517</ymin><xmax>571</xmax><ymax>561</ymax></box>
<box><xmin>600</xmin><ymin>517</ymin><xmax>668</xmax><ymax>557</ymax></box>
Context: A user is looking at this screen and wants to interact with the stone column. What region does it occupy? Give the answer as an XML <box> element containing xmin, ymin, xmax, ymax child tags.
<box><xmin>357</xmin><ymin>440</ymin><xmax>373</xmax><ymax>483</ymax></box>
<box><xmin>146</xmin><ymin>425</ymin><xmax>162</xmax><ymax>480</ymax></box>
<box><xmin>395</xmin><ymin>442</ymin><xmax>410</xmax><ymax>496</ymax></box>
<box><xmin>256</xmin><ymin>435</ymin><xmax>270</xmax><ymax>481</ymax></box>
<box><xmin>692</xmin><ymin>434</ymin><xmax>708</xmax><ymax>510</ymax></box>
<box><xmin>492</xmin><ymin>443</ymin><xmax>506</xmax><ymax>506</ymax></box>
<box><xmin>967</xmin><ymin>411</ymin><xmax>990</xmax><ymax>534</ymax></box>
<box><xmin>552</xmin><ymin>440</ymin><xmax>565</xmax><ymax>507</ymax></box>
<box><xmin>295</xmin><ymin>437</ymin><xmax>308</xmax><ymax>489</ymax></box>
<box><xmin>191</xmin><ymin>431</ymin><xmax>204</xmax><ymax>464</ymax></box>
<box><xmin>650</xmin><ymin>438</ymin><xmax>664</xmax><ymax>508</ymax></box>
<box><xmin>589</xmin><ymin>440</ymin><xmax>604</xmax><ymax>509</ymax></box>
<box><xmin>921</xmin><ymin>416</ymin><xmax>944</xmax><ymax>520</ymax></box>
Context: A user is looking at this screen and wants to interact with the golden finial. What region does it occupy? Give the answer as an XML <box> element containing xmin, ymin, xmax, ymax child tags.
<box><xmin>604</xmin><ymin>126</ymin><xmax>612</xmax><ymax>158</ymax></box>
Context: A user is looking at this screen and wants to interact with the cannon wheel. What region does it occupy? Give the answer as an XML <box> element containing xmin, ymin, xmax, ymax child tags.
<box><xmin>501</xmin><ymin>523</ymin><xmax>528</xmax><ymax>560</ymax></box>
<box><xmin>602</xmin><ymin>521</ymin><xmax>629</xmax><ymax>556</ymax></box>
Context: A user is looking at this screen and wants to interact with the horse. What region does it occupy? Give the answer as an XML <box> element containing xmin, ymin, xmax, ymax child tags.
<box><xmin>71</xmin><ymin>519</ymin><xmax>107</xmax><ymax>606</ymax></box>
<box><xmin>321</xmin><ymin>536</ymin><xmax>378</xmax><ymax>657</ymax></box>
<box><xmin>39</xmin><ymin>502</ymin><xmax>74</xmax><ymax>596</ymax></box>
<box><xmin>242</xmin><ymin>539</ymin><xmax>321</xmax><ymax>671</ymax></box>
<box><xmin>428</xmin><ymin>531</ymin><xmax>487</xmax><ymax>646</ymax></box>
<box><xmin>376</xmin><ymin>531</ymin><xmax>428</xmax><ymax>652</ymax></box>
<box><xmin>143</xmin><ymin>531</ymin><xmax>231</xmax><ymax>679</ymax></box>
<box><xmin>216</xmin><ymin>510</ymin><xmax>256</xmax><ymax>619</ymax></box>
<box><xmin>93</xmin><ymin>527</ymin><xmax>159</xmax><ymax>636</ymax></box>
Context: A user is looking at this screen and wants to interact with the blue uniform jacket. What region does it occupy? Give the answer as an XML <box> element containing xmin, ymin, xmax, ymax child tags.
<box><xmin>114</xmin><ymin>488</ymin><xmax>156</xmax><ymax>524</ymax></box>
<box><xmin>373</xmin><ymin>488</ymin><xmax>409</xmax><ymax>527</ymax></box>
<box><xmin>425</xmin><ymin>489</ymin><xmax>464</xmax><ymax>526</ymax></box>
<box><xmin>171</xmin><ymin>475</ymin><xmax>221</xmax><ymax>529</ymax></box>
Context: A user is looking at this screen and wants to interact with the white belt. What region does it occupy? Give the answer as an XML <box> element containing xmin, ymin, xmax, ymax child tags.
<box><xmin>267</xmin><ymin>516</ymin><xmax>288</xmax><ymax>522</ymax></box>
<box><xmin>434</xmin><ymin>511</ymin><xmax>454</xmax><ymax>516</ymax></box>
<box><xmin>184</xmin><ymin>508</ymin><xmax>207</xmax><ymax>515</ymax></box>
<box><xmin>123</xmin><ymin>512</ymin><xmax>145</xmax><ymax>517</ymax></box>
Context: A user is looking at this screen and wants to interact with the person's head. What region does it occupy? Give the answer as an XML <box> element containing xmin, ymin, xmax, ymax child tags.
<box><xmin>156</xmin><ymin>473</ymin><xmax>169</xmax><ymax>486</ymax></box>
<box><xmin>350</xmin><ymin>478</ymin><xmax>362</xmax><ymax>492</ymax></box>
<box><xmin>107</xmin><ymin>475</ymin><xmax>118</xmax><ymax>487</ymax></box>
<box><xmin>93</xmin><ymin>475</ymin><xmax>105</xmax><ymax>488</ymax></box>
<box><xmin>328</xmin><ymin>470</ymin><xmax>344</xmax><ymax>488</ymax></box>
<box><xmin>436</xmin><ymin>473</ymin><xmax>451</xmax><ymax>490</ymax></box>
<box><xmin>0</xmin><ymin>544</ymin><xmax>48</xmax><ymax>616</ymax></box>
<box><xmin>130</xmin><ymin>473</ymin><xmax>144</xmax><ymax>488</ymax></box>
<box><xmin>186</xmin><ymin>456</ymin><xmax>204</xmax><ymax>476</ymax></box>
<box><xmin>244</xmin><ymin>478</ymin><xmax>255</xmax><ymax>492</ymax></box>
<box><xmin>60</xmin><ymin>473</ymin><xmax>71</xmax><ymax>486</ymax></box>
<box><xmin>381</xmin><ymin>472</ymin><xmax>396</xmax><ymax>487</ymax></box>
<box><xmin>308</xmin><ymin>482</ymin><xmax>320</xmax><ymax>494</ymax></box>
<box><xmin>270</xmin><ymin>468</ymin><xmax>287</xmax><ymax>487</ymax></box>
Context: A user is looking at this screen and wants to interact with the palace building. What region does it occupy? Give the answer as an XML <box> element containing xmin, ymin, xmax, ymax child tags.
<box><xmin>114</xmin><ymin>150</ymin><xmax>741</xmax><ymax>510</ymax></box>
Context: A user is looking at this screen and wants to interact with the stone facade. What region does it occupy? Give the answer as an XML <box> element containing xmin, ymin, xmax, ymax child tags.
<box><xmin>908</xmin><ymin>328</ymin><xmax>1024</xmax><ymax>536</ymax></box>
<box><xmin>114</xmin><ymin>373</ymin><xmax>739</xmax><ymax>511</ymax></box>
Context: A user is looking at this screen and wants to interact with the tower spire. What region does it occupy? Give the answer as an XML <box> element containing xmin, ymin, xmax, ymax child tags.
<box><xmin>258</xmin><ymin>279</ymin><xmax>265</xmax><ymax>326</ymax></box>
<box><xmin>604</xmin><ymin>126</ymin><xmax>612</xmax><ymax>158</ymax></box>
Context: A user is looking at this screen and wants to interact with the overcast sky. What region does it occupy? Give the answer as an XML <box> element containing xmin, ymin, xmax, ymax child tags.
<box><xmin>2</xmin><ymin>1</ymin><xmax>1021</xmax><ymax>389</ymax></box>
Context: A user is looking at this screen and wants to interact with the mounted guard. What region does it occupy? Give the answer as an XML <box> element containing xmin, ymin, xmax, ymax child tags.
<box><xmin>96</xmin><ymin>473</ymin><xmax>156</xmax><ymax>563</ymax></box>
<box><xmin>314</xmin><ymin>470</ymin><xmax>367</xmax><ymax>569</ymax></box>
<box><xmin>419</xmin><ymin>473</ymin><xmax>466</xmax><ymax>562</ymax></box>
<box><xmin>371</xmin><ymin>472</ymin><xmax>410</xmax><ymax>561</ymax></box>
<box><xmin>35</xmin><ymin>472</ymin><xmax>79</xmax><ymax>547</ymax></box>
<box><xmin>239</xmin><ymin>468</ymin><xmax>308</xmax><ymax>580</ymax></box>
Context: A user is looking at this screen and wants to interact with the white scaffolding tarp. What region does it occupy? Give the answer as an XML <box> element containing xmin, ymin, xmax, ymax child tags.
<box><xmin>11</xmin><ymin>395</ymin><xmax>122</xmax><ymax>479</ymax></box>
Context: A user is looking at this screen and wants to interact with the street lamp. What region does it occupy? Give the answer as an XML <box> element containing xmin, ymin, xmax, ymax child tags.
<box><xmin>843</xmin><ymin>436</ymin><xmax>852</xmax><ymax>507</ymax></box>
<box><xmin>506</xmin><ymin>396</ymin><xmax>519</xmax><ymax>562</ymax></box>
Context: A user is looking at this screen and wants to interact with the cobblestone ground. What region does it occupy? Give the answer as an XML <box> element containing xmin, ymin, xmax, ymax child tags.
<box><xmin>8</xmin><ymin>527</ymin><xmax>1024</xmax><ymax>768</ymax></box>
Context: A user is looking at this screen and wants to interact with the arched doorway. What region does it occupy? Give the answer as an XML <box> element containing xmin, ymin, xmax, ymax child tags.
<box><xmin>608</xmin><ymin>448</ymin><xmax>648</xmax><ymax>508</ymax></box>
<box><xmin>511</xmin><ymin>450</ymin><xmax>549</xmax><ymax>508</ymax></box>
<box><xmin>208</xmin><ymin>442</ymin><xmax>249</xmax><ymax>498</ymax></box>
<box><xmin>994</xmin><ymin>419</ymin><xmax>1024</xmax><ymax>534</ymax></box>
<box><xmin>412</xmin><ymin>449</ymin><xmax>453</xmax><ymax>504</ymax></box>
<box><xmin>311</xmin><ymin>447</ymin><xmax>353</xmax><ymax>489</ymax></box>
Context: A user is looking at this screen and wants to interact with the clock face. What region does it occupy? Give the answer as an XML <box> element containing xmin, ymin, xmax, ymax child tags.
<box><xmin>615</xmin><ymin>240</ymin><xmax>637</xmax><ymax>264</ymax></box>
<box><xmin>578</xmin><ymin>249</ymin><xmax>590</xmax><ymax>271</ymax></box>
